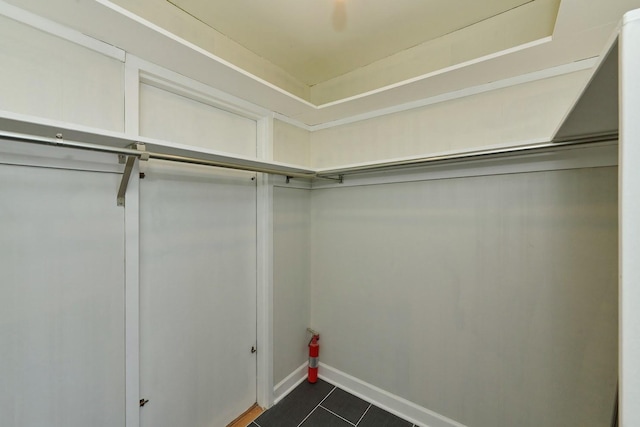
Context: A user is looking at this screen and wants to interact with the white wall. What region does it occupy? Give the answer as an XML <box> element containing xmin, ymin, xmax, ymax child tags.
<box><xmin>0</xmin><ymin>144</ymin><xmax>126</xmax><ymax>427</ymax></box>
<box><xmin>139</xmin><ymin>83</ymin><xmax>257</xmax><ymax>156</ymax></box>
<box><xmin>0</xmin><ymin>9</ymin><xmax>270</xmax><ymax>425</ymax></box>
<box><xmin>273</xmin><ymin>119</ymin><xmax>311</xmax><ymax>167</ymax></box>
<box><xmin>620</xmin><ymin>9</ymin><xmax>640</xmax><ymax>426</ymax></box>
<box><xmin>310</xmin><ymin>71</ymin><xmax>590</xmax><ymax>169</ymax></box>
<box><xmin>0</xmin><ymin>14</ymin><xmax>124</xmax><ymax>131</ymax></box>
<box><xmin>311</xmin><ymin>166</ymin><xmax>618</xmax><ymax>427</ymax></box>
<box><xmin>138</xmin><ymin>162</ymin><xmax>258</xmax><ymax>427</ymax></box>
<box><xmin>273</xmin><ymin>186</ymin><xmax>312</xmax><ymax>385</ymax></box>
<box><xmin>0</xmin><ymin>3</ymin><xmax>627</xmax><ymax>425</ymax></box>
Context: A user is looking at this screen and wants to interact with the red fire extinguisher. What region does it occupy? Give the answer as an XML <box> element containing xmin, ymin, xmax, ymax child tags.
<box><xmin>308</xmin><ymin>330</ymin><xmax>320</xmax><ymax>383</ymax></box>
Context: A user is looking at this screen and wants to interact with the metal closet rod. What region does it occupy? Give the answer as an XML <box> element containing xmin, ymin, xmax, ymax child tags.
<box><xmin>148</xmin><ymin>152</ymin><xmax>316</xmax><ymax>180</ymax></box>
<box><xmin>3</xmin><ymin>129</ymin><xmax>618</xmax><ymax>181</ymax></box>
<box><xmin>2</xmin><ymin>133</ymin><xmax>318</xmax><ymax>180</ymax></box>
<box><xmin>316</xmin><ymin>131</ymin><xmax>619</xmax><ymax>179</ymax></box>
<box><xmin>2</xmin><ymin>132</ymin><xmax>143</xmax><ymax>157</ymax></box>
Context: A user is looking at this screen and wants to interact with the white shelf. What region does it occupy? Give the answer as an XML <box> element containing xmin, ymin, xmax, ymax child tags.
<box><xmin>0</xmin><ymin>110</ymin><xmax>316</xmax><ymax>178</ymax></box>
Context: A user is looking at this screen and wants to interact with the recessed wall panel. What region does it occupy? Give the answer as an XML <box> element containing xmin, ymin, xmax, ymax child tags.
<box><xmin>273</xmin><ymin>186</ymin><xmax>312</xmax><ymax>384</ymax></box>
<box><xmin>0</xmin><ymin>15</ymin><xmax>124</xmax><ymax>131</ymax></box>
<box><xmin>139</xmin><ymin>83</ymin><xmax>257</xmax><ymax>157</ymax></box>
<box><xmin>0</xmin><ymin>161</ymin><xmax>125</xmax><ymax>427</ymax></box>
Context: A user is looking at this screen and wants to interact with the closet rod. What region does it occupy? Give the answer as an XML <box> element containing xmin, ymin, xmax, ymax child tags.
<box><xmin>316</xmin><ymin>131</ymin><xmax>618</xmax><ymax>179</ymax></box>
<box><xmin>1</xmin><ymin>131</ymin><xmax>318</xmax><ymax>180</ymax></box>
<box><xmin>1</xmin><ymin>131</ymin><xmax>143</xmax><ymax>158</ymax></box>
<box><xmin>148</xmin><ymin>152</ymin><xmax>317</xmax><ymax>179</ymax></box>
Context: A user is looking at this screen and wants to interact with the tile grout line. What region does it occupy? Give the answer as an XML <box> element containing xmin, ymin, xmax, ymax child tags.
<box><xmin>318</xmin><ymin>404</ymin><xmax>358</xmax><ymax>426</ymax></box>
<box><xmin>355</xmin><ymin>403</ymin><xmax>372</xmax><ymax>426</ymax></box>
<box><xmin>295</xmin><ymin>386</ymin><xmax>337</xmax><ymax>427</ymax></box>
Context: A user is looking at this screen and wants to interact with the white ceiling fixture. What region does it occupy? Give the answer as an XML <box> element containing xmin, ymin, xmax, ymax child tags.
<box><xmin>331</xmin><ymin>0</ymin><xmax>347</xmax><ymax>32</ymax></box>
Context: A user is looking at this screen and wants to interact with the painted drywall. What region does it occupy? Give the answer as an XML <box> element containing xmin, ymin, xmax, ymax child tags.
<box><xmin>139</xmin><ymin>162</ymin><xmax>258</xmax><ymax>427</ymax></box>
<box><xmin>0</xmin><ymin>15</ymin><xmax>266</xmax><ymax>423</ymax></box>
<box><xmin>310</xmin><ymin>167</ymin><xmax>618</xmax><ymax>427</ymax></box>
<box><xmin>273</xmin><ymin>186</ymin><xmax>312</xmax><ymax>384</ymax></box>
<box><xmin>0</xmin><ymin>158</ymin><xmax>126</xmax><ymax>427</ymax></box>
<box><xmin>310</xmin><ymin>70</ymin><xmax>591</xmax><ymax>169</ymax></box>
<box><xmin>620</xmin><ymin>10</ymin><xmax>640</xmax><ymax>426</ymax></box>
<box><xmin>0</xmin><ymin>14</ymin><xmax>124</xmax><ymax>131</ymax></box>
<box><xmin>273</xmin><ymin>119</ymin><xmax>311</xmax><ymax>167</ymax></box>
<box><xmin>139</xmin><ymin>83</ymin><xmax>257</xmax><ymax>157</ymax></box>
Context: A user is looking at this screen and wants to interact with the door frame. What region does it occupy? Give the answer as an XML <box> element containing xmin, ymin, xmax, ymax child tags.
<box><xmin>123</xmin><ymin>57</ymin><xmax>275</xmax><ymax>426</ymax></box>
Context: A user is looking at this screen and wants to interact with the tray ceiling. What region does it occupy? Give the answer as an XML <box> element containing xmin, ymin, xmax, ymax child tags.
<box><xmin>168</xmin><ymin>0</ymin><xmax>533</xmax><ymax>86</ymax></box>
<box><xmin>2</xmin><ymin>0</ymin><xmax>635</xmax><ymax>126</ymax></box>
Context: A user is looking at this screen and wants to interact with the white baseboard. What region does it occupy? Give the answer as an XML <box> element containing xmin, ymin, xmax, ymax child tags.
<box><xmin>273</xmin><ymin>362</ymin><xmax>307</xmax><ymax>405</ymax></box>
<box><xmin>318</xmin><ymin>363</ymin><xmax>467</xmax><ymax>427</ymax></box>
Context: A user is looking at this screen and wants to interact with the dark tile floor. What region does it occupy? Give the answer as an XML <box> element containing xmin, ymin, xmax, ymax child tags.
<box><xmin>253</xmin><ymin>379</ymin><xmax>416</xmax><ymax>427</ymax></box>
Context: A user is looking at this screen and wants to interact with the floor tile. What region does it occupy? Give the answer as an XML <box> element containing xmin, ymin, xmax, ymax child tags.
<box><xmin>300</xmin><ymin>407</ymin><xmax>353</xmax><ymax>427</ymax></box>
<box><xmin>321</xmin><ymin>388</ymin><xmax>369</xmax><ymax>424</ymax></box>
<box><xmin>254</xmin><ymin>379</ymin><xmax>334</xmax><ymax>427</ymax></box>
<box><xmin>358</xmin><ymin>405</ymin><xmax>413</xmax><ymax>427</ymax></box>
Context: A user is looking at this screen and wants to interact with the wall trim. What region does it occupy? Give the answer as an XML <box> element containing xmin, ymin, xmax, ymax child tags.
<box><xmin>274</xmin><ymin>113</ymin><xmax>313</xmax><ymax>132</ymax></box>
<box><xmin>267</xmin><ymin>61</ymin><xmax>597</xmax><ymax>134</ymax></box>
<box><xmin>256</xmin><ymin>115</ymin><xmax>275</xmax><ymax>409</ymax></box>
<box><xmin>129</xmin><ymin>55</ymin><xmax>269</xmax><ymax>121</ymax></box>
<box><xmin>273</xmin><ymin>362</ymin><xmax>308</xmax><ymax>405</ymax></box>
<box><xmin>315</xmin><ymin>36</ymin><xmax>553</xmax><ymax>110</ymax></box>
<box><xmin>124</xmin><ymin>160</ymin><xmax>141</xmax><ymax>427</ymax></box>
<box><xmin>319</xmin><ymin>363</ymin><xmax>466</xmax><ymax>427</ymax></box>
<box><xmin>259</xmin><ymin>58</ymin><xmax>598</xmax><ymax>133</ymax></box>
<box><xmin>619</xmin><ymin>12</ymin><xmax>640</xmax><ymax>425</ymax></box>
<box><xmin>310</xmin><ymin>58</ymin><xmax>597</xmax><ymax>132</ymax></box>
<box><xmin>0</xmin><ymin>0</ymin><xmax>125</xmax><ymax>61</ymax></box>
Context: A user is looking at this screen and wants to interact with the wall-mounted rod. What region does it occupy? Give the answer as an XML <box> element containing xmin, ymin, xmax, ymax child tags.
<box><xmin>316</xmin><ymin>132</ymin><xmax>618</xmax><ymax>179</ymax></box>
<box><xmin>0</xmin><ymin>131</ymin><xmax>143</xmax><ymax>158</ymax></box>
<box><xmin>0</xmin><ymin>131</ymin><xmax>324</xmax><ymax>180</ymax></box>
<box><xmin>2</xmin><ymin>129</ymin><xmax>617</xmax><ymax>183</ymax></box>
<box><xmin>148</xmin><ymin>152</ymin><xmax>317</xmax><ymax>180</ymax></box>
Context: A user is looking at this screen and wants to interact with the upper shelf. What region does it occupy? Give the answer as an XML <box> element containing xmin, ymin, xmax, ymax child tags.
<box><xmin>0</xmin><ymin>25</ymin><xmax>621</xmax><ymax>182</ymax></box>
<box><xmin>552</xmin><ymin>36</ymin><xmax>619</xmax><ymax>143</ymax></box>
<box><xmin>319</xmin><ymin>24</ymin><xmax>623</xmax><ymax>178</ymax></box>
<box><xmin>0</xmin><ymin>110</ymin><xmax>316</xmax><ymax>179</ymax></box>
<box><xmin>0</xmin><ymin>4</ymin><xmax>627</xmax><ymax>182</ymax></box>
<box><xmin>1</xmin><ymin>0</ymin><xmax>627</xmax><ymax>127</ymax></box>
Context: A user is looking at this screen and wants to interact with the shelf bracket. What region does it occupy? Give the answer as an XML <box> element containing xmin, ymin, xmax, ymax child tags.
<box><xmin>117</xmin><ymin>155</ymin><xmax>136</xmax><ymax>207</ymax></box>
<box><xmin>117</xmin><ymin>143</ymin><xmax>149</xmax><ymax>207</ymax></box>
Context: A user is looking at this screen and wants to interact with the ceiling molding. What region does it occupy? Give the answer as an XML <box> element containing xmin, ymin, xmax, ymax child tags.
<box><xmin>310</xmin><ymin>57</ymin><xmax>598</xmax><ymax>132</ymax></box>
<box><xmin>1</xmin><ymin>0</ymin><xmax>634</xmax><ymax>126</ymax></box>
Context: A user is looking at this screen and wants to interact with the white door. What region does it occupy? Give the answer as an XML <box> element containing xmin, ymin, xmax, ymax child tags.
<box><xmin>139</xmin><ymin>161</ymin><xmax>257</xmax><ymax>427</ymax></box>
<box><xmin>0</xmin><ymin>147</ymin><xmax>126</xmax><ymax>427</ymax></box>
